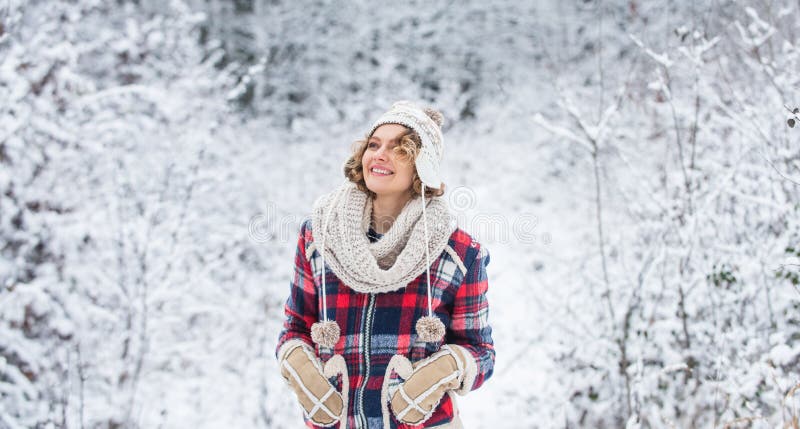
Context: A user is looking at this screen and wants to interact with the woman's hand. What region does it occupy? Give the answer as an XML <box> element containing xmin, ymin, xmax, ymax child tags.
<box><xmin>279</xmin><ymin>343</ymin><xmax>343</xmax><ymax>427</ymax></box>
<box><xmin>389</xmin><ymin>345</ymin><xmax>471</xmax><ymax>425</ymax></box>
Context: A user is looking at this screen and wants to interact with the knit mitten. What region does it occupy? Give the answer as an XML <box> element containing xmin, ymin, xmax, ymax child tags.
<box><xmin>389</xmin><ymin>345</ymin><xmax>470</xmax><ymax>425</ymax></box>
<box><xmin>279</xmin><ymin>343</ymin><xmax>344</xmax><ymax>427</ymax></box>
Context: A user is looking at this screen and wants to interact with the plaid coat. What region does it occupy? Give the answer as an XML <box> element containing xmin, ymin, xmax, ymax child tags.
<box><xmin>276</xmin><ymin>218</ymin><xmax>495</xmax><ymax>428</ymax></box>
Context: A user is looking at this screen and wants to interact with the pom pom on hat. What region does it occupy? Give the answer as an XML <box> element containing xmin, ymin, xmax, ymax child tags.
<box><xmin>311</xmin><ymin>320</ymin><xmax>341</xmax><ymax>348</ymax></box>
<box><xmin>415</xmin><ymin>315</ymin><xmax>446</xmax><ymax>343</ymax></box>
<box><xmin>423</xmin><ymin>107</ymin><xmax>444</xmax><ymax>128</ymax></box>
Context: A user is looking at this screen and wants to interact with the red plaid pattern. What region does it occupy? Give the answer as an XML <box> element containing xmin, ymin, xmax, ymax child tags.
<box><xmin>276</xmin><ymin>219</ymin><xmax>495</xmax><ymax>428</ymax></box>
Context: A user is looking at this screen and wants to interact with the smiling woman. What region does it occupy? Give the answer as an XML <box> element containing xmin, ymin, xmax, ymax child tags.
<box><xmin>275</xmin><ymin>100</ymin><xmax>495</xmax><ymax>429</ymax></box>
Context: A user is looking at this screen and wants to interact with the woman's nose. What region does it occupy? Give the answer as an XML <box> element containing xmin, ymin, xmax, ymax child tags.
<box><xmin>374</xmin><ymin>145</ymin><xmax>388</xmax><ymax>160</ymax></box>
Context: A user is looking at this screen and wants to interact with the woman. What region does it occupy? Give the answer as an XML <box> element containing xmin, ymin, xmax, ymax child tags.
<box><xmin>275</xmin><ymin>100</ymin><xmax>495</xmax><ymax>428</ymax></box>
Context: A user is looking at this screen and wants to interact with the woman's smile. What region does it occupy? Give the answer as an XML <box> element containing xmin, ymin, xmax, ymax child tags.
<box><xmin>370</xmin><ymin>165</ymin><xmax>394</xmax><ymax>177</ymax></box>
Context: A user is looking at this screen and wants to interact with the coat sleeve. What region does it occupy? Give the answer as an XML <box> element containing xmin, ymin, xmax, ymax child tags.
<box><xmin>446</xmin><ymin>244</ymin><xmax>495</xmax><ymax>394</ymax></box>
<box><xmin>275</xmin><ymin>219</ymin><xmax>318</xmax><ymax>362</ymax></box>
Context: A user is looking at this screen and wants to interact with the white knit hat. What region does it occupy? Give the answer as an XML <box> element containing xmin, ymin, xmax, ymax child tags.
<box><xmin>367</xmin><ymin>100</ymin><xmax>445</xmax><ymax>190</ymax></box>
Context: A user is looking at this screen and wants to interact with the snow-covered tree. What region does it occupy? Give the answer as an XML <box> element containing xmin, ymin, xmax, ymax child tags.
<box><xmin>534</xmin><ymin>1</ymin><xmax>800</xmax><ymax>427</ymax></box>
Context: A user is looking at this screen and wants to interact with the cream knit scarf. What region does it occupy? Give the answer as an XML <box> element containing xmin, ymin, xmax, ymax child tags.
<box><xmin>310</xmin><ymin>181</ymin><xmax>455</xmax><ymax>294</ymax></box>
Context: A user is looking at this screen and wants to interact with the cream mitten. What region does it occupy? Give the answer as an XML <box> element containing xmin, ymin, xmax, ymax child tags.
<box><xmin>279</xmin><ymin>342</ymin><xmax>344</xmax><ymax>427</ymax></box>
<box><xmin>389</xmin><ymin>345</ymin><xmax>471</xmax><ymax>425</ymax></box>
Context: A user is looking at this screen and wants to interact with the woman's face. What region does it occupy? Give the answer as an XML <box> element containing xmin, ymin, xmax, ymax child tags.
<box><xmin>362</xmin><ymin>123</ymin><xmax>415</xmax><ymax>200</ymax></box>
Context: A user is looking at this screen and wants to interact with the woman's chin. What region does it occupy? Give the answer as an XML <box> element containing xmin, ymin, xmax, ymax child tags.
<box><xmin>365</xmin><ymin>180</ymin><xmax>389</xmax><ymax>193</ymax></box>
<box><xmin>365</xmin><ymin>177</ymin><xmax>414</xmax><ymax>198</ymax></box>
<box><xmin>366</xmin><ymin>184</ymin><xmax>396</xmax><ymax>197</ymax></box>
<box><xmin>366</xmin><ymin>186</ymin><xmax>388</xmax><ymax>196</ymax></box>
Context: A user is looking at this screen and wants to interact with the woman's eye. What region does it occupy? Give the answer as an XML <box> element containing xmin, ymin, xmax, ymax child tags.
<box><xmin>368</xmin><ymin>142</ymin><xmax>378</xmax><ymax>148</ymax></box>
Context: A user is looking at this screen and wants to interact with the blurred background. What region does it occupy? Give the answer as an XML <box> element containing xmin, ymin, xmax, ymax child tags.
<box><xmin>1</xmin><ymin>0</ymin><xmax>799</xmax><ymax>427</ymax></box>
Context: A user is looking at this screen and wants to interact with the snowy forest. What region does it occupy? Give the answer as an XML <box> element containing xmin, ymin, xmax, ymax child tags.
<box><xmin>1</xmin><ymin>0</ymin><xmax>799</xmax><ymax>427</ymax></box>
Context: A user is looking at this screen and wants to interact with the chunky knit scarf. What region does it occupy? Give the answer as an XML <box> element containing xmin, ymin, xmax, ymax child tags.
<box><xmin>310</xmin><ymin>181</ymin><xmax>455</xmax><ymax>294</ymax></box>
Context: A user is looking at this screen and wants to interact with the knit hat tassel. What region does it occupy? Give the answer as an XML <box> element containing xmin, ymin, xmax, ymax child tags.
<box><xmin>312</xmin><ymin>183</ymin><xmax>344</xmax><ymax>349</ymax></box>
<box><xmin>416</xmin><ymin>184</ymin><xmax>446</xmax><ymax>343</ymax></box>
